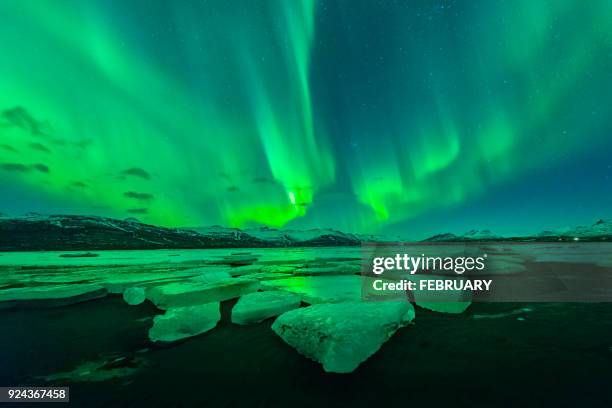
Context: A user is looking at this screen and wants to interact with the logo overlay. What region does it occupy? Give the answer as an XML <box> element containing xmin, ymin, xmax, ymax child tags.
<box><xmin>361</xmin><ymin>242</ymin><xmax>612</xmax><ymax>302</ymax></box>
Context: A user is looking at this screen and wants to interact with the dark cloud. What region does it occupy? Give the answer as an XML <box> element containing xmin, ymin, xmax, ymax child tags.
<box><xmin>29</xmin><ymin>142</ymin><xmax>51</xmax><ymax>153</ymax></box>
<box><xmin>70</xmin><ymin>181</ymin><xmax>88</xmax><ymax>188</ymax></box>
<box><xmin>120</xmin><ymin>167</ymin><xmax>151</xmax><ymax>180</ymax></box>
<box><xmin>32</xmin><ymin>163</ymin><xmax>50</xmax><ymax>173</ymax></box>
<box><xmin>124</xmin><ymin>191</ymin><xmax>154</xmax><ymax>201</ymax></box>
<box><xmin>0</xmin><ymin>163</ymin><xmax>50</xmax><ymax>173</ymax></box>
<box><xmin>227</xmin><ymin>186</ymin><xmax>240</xmax><ymax>192</ymax></box>
<box><xmin>127</xmin><ymin>208</ymin><xmax>148</xmax><ymax>214</ymax></box>
<box><xmin>1</xmin><ymin>163</ymin><xmax>29</xmax><ymax>172</ymax></box>
<box><xmin>0</xmin><ymin>144</ymin><xmax>17</xmax><ymax>152</ymax></box>
<box><xmin>1</xmin><ymin>106</ymin><xmax>48</xmax><ymax>136</ymax></box>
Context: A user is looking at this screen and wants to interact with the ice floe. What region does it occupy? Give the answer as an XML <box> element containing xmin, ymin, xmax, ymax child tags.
<box><xmin>405</xmin><ymin>275</ymin><xmax>472</xmax><ymax>314</ymax></box>
<box><xmin>123</xmin><ymin>287</ymin><xmax>146</xmax><ymax>306</ymax></box>
<box><xmin>0</xmin><ymin>283</ymin><xmax>107</xmax><ymax>309</ymax></box>
<box><xmin>272</xmin><ymin>301</ymin><xmax>414</xmax><ymax>373</ymax></box>
<box><xmin>148</xmin><ymin>302</ymin><xmax>220</xmax><ymax>342</ymax></box>
<box><xmin>232</xmin><ymin>291</ymin><xmax>301</xmax><ymax>325</ymax></box>
<box><xmin>147</xmin><ymin>277</ymin><xmax>259</xmax><ymax>309</ymax></box>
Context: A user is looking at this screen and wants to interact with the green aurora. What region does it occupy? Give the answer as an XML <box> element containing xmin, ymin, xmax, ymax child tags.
<box><xmin>1</xmin><ymin>0</ymin><xmax>612</xmax><ymax>237</ymax></box>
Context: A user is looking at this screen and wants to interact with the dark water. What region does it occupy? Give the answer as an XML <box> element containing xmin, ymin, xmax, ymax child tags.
<box><xmin>2</xmin><ymin>297</ymin><xmax>612</xmax><ymax>407</ymax></box>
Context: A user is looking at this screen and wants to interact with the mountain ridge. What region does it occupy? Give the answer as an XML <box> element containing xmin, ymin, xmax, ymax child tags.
<box><xmin>0</xmin><ymin>214</ymin><xmax>361</xmax><ymax>251</ymax></box>
<box><xmin>1</xmin><ymin>214</ymin><xmax>611</xmax><ymax>251</ymax></box>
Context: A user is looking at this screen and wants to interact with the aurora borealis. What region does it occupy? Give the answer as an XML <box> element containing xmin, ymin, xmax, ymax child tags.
<box><xmin>1</xmin><ymin>0</ymin><xmax>612</xmax><ymax>238</ymax></box>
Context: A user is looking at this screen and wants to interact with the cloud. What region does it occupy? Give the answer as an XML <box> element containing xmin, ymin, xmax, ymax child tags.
<box><xmin>0</xmin><ymin>163</ymin><xmax>50</xmax><ymax>173</ymax></box>
<box><xmin>0</xmin><ymin>163</ymin><xmax>51</xmax><ymax>174</ymax></box>
<box><xmin>120</xmin><ymin>167</ymin><xmax>151</xmax><ymax>180</ymax></box>
<box><xmin>1</xmin><ymin>106</ymin><xmax>48</xmax><ymax>136</ymax></box>
<box><xmin>70</xmin><ymin>181</ymin><xmax>88</xmax><ymax>188</ymax></box>
<box><xmin>32</xmin><ymin>163</ymin><xmax>50</xmax><ymax>173</ymax></box>
<box><xmin>127</xmin><ymin>208</ymin><xmax>148</xmax><ymax>214</ymax></box>
<box><xmin>124</xmin><ymin>191</ymin><xmax>154</xmax><ymax>201</ymax></box>
<box><xmin>29</xmin><ymin>142</ymin><xmax>51</xmax><ymax>153</ymax></box>
<box><xmin>1</xmin><ymin>163</ymin><xmax>29</xmax><ymax>172</ymax></box>
<box><xmin>0</xmin><ymin>144</ymin><xmax>17</xmax><ymax>153</ymax></box>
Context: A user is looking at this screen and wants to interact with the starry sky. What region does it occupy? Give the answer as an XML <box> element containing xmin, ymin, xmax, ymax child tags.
<box><xmin>1</xmin><ymin>0</ymin><xmax>612</xmax><ymax>239</ymax></box>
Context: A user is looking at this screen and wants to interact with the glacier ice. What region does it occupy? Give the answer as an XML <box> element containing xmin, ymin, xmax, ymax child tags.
<box><xmin>101</xmin><ymin>270</ymin><xmax>204</xmax><ymax>294</ymax></box>
<box><xmin>148</xmin><ymin>302</ymin><xmax>220</xmax><ymax>342</ymax></box>
<box><xmin>0</xmin><ymin>283</ymin><xmax>107</xmax><ymax>309</ymax></box>
<box><xmin>123</xmin><ymin>287</ymin><xmax>146</xmax><ymax>306</ymax></box>
<box><xmin>147</xmin><ymin>277</ymin><xmax>259</xmax><ymax>309</ymax></box>
<box><xmin>402</xmin><ymin>275</ymin><xmax>472</xmax><ymax>314</ymax></box>
<box><xmin>272</xmin><ymin>301</ymin><xmax>414</xmax><ymax>373</ymax></box>
<box><xmin>231</xmin><ymin>291</ymin><xmax>301</xmax><ymax>325</ymax></box>
<box><xmin>191</xmin><ymin>270</ymin><xmax>232</xmax><ymax>283</ymax></box>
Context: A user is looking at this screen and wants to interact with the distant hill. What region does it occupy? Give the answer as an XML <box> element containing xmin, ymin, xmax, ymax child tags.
<box><xmin>424</xmin><ymin>229</ymin><xmax>501</xmax><ymax>242</ymax></box>
<box><xmin>423</xmin><ymin>220</ymin><xmax>612</xmax><ymax>242</ymax></box>
<box><xmin>0</xmin><ymin>214</ymin><xmax>360</xmax><ymax>251</ymax></box>
<box><xmin>191</xmin><ymin>225</ymin><xmax>362</xmax><ymax>247</ymax></box>
<box><xmin>1</xmin><ymin>214</ymin><xmax>611</xmax><ymax>251</ymax></box>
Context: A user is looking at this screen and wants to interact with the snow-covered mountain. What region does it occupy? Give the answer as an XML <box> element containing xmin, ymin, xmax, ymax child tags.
<box><xmin>0</xmin><ymin>214</ymin><xmax>267</xmax><ymax>251</ymax></box>
<box><xmin>2</xmin><ymin>214</ymin><xmax>612</xmax><ymax>251</ymax></box>
<box><xmin>536</xmin><ymin>219</ymin><xmax>612</xmax><ymax>240</ymax></box>
<box><xmin>0</xmin><ymin>215</ymin><xmax>361</xmax><ymax>251</ymax></box>
<box><xmin>424</xmin><ymin>229</ymin><xmax>501</xmax><ymax>242</ymax></box>
<box><xmin>242</xmin><ymin>226</ymin><xmax>361</xmax><ymax>246</ymax></box>
<box><xmin>424</xmin><ymin>220</ymin><xmax>612</xmax><ymax>242</ymax></box>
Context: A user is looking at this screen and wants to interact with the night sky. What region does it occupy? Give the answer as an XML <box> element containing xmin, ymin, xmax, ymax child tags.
<box><xmin>1</xmin><ymin>0</ymin><xmax>612</xmax><ymax>238</ymax></box>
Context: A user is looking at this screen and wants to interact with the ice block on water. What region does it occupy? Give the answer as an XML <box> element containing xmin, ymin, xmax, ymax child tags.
<box><xmin>406</xmin><ymin>275</ymin><xmax>472</xmax><ymax>314</ymax></box>
<box><xmin>272</xmin><ymin>301</ymin><xmax>414</xmax><ymax>373</ymax></box>
<box><xmin>191</xmin><ymin>270</ymin><xmax>232</xmax><ymax>283</ymax></box>
<box><xmin>147</xmin><ymin>277</ymin><xmax>259</xmax><ymax>309</ymax></box>
<box><xmin>123</xmin><ymin>287</ymin><xmax>146</xmax><ymax>305</ymax></box>
<box><xmin>0</xmin><ymin>283</ymin><xmax>107</xmax><ymax>309</ymax></box>
<box><xmin>148</xmin><ymin>302</ymin><xmax>220</xmax><ymax>342</ymax></box>
<box><xmin>231</xmin><ymin>291</ymin><xmax>301</xmax><ymax>325</ymax></box>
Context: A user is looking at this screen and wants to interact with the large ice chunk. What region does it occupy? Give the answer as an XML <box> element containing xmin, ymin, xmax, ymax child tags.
<box><xmin>123</xmin><ymin>287</ymin><xmax>146</xmax><ymax>306</ymax></box>
<box><xmin>101</xmin><ymin>270</ymin><xmax>205</xmax><ymax>294</ymax></box>
<box><xmin>0</xmin><ymin>284</ymin><xmax>107</xmax><ymax>309</ymax></box>
<box><xmin>191</xmin><ymin>270</ymin><xmax>232</xmax><ymax>283</ymax></box>
<box><xmin>148</xmin><ymin>302</ymin><xmax>220</xmax><ymax>342</ymax></box>
<box><xmin>147</xmin><ymin>278</ymin><xmax>259</xmax><ymax>309</ymax></box>
<box><xmin>272</xmin><ymin>301</ymin><xmax>414</xmax><ymax>373</ymax></box>
<box><xmin>406</xmin><ymin>275</ymin><xmax>472</xmax><ymax>314</ymax></box>
<box><xmin>231</xmin><ymin>291</ymin><xmax>301</xmax><ymax>325</ymax></box>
